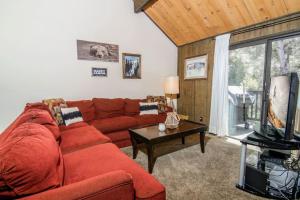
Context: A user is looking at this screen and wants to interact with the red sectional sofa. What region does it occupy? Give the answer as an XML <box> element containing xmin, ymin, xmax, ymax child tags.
<box><xmin>67</xmin><ymin>98</ymin><xmax>169</xmax><ymax>148</ymax></box>
<box><xmin>0</xmin><ymin>98</ymin><xmax>168</xmax><ymax>200</ymax></box>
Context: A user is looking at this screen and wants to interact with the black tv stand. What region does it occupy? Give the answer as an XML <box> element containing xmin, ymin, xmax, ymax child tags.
<box><xmin>236</xmin><ymin>129</ymin><xmax>300</xmax><ymax>199</ymax></box>
<box><xmin>247</xmin><ymin>125</ymin><xmax>300</xmax><ymax>147</ymax></box>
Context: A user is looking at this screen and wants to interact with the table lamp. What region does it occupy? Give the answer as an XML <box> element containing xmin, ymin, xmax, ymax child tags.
<box><xmin>164</xmin><ymin>76</ymin><xmax>179</xmax><ymax>112</ymax></box>
<box><xmin>164</xmin><ymin>76</ymin><xmax>180</xmax><ymax>128</ymax></box>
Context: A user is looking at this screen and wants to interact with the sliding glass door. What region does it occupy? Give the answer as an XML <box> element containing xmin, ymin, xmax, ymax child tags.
<box><xmin>227</xmin><ymin>32</ymin><xmax>300</xmax><ymax>140</ymax></box>
<box><xmin>228</xmin><ymin>44</ymin><xmax>266</xmax><ymax>139</ymax></box>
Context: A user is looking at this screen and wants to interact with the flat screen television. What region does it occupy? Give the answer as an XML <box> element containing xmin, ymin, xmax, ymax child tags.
<box><xmin>267</xmin><ymin>72</ymin><xmax>299</xmax><ymax>140</ymax></box>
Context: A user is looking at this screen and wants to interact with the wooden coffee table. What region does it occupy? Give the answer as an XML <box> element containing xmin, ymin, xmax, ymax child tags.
<box><xmin>129</xmin><ymin>120</ymin><xmax>208</xmax><ymax>173</ymax></box>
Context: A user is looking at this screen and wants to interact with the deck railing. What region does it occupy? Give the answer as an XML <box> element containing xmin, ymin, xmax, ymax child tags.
<box><xmin>247</xmin><ymin>90</ymin><xmax>263</xmax><ymax>121</ymax></box>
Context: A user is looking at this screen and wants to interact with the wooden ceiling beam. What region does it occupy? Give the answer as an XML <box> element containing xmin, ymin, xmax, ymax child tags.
<box><xmin>133</xmin><ymin>0</ymin><xmax>154</xmax><ymax>13</ymax></box>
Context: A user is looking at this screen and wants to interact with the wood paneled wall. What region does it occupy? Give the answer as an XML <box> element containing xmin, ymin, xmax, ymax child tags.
<box><xmin>177</xmin><ymin>16</ymin><xmax>300</xmax><ymax>124</ymax></box>
<box><xmin>178</xmin><ymin>38</ymin><xmax>215</xmax><ymax>123</ymax></box>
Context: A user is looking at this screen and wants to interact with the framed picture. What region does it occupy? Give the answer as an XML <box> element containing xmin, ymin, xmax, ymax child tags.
<box><xmin>77</xmin><ymin>40</ymin><xmax>119</xmax><ymax>62</ymax></box>
<box><xmin>184</xmin><ymin>54</ymin><xmax>208</xmax><ymax>79</ymax></box>
<box><xmin>122</xmin><ymin>53</ymin><xmax>141</xmax><ymax>79</ymax></box>
<box><xmin>92</xmin><ymin>67</ymin><xmax>107</xmax><ymax>77</ymax></box>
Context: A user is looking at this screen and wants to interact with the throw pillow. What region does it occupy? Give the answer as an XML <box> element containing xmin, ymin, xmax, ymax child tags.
<box><xmin>43</xmin><ymin>98</ymin><xmax>67</xmax><ymax>125</ymax></box>
<box><xmin>146</xmin><ymin>96</ymin><xmax>168</xmax><ymax>113</ymax></box>
<box><xmin>61</xmin><ymin>107</ymin><xmax>83</xmax><ymax>126</ymax></box>
<box><xmin>139</xmin><ymin>102</ymin><xmax>159</xmax><ymax>115</ymax></box>
<box><xmin>66</xmin><ymin>100</ymin><xmax>95</xmax><ymax>122</ymax></box>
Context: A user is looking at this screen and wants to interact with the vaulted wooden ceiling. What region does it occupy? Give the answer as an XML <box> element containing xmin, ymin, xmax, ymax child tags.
<box><xmin>139</xmin><ymin>0</ymin><xmax>300</xmax><ymax>46</ymax></box>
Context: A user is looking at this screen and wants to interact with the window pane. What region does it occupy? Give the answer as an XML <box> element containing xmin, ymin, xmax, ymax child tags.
<box><xmin>271</xmin><ymin>36</ymin><xmax>300</xmax><ymax>132</ymax></box>
<box><xmin>228</xmin><ymin>44</ymin><xmax>266</xmax><ymax>139</ymax></box>
<box><xmin>271</xmin><ymin>36</ymin><xmax>300</xmax><ymax>76</ymax></box>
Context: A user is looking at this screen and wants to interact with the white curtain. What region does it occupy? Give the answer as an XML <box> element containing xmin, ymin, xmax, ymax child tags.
<box><xmin>209</xmin><ymin>34</ymin><xmax>231</xmax><ymax>136</ymax></box>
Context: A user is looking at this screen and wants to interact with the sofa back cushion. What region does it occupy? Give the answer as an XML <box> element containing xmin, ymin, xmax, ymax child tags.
<box><xmin>66</xmin><ymin>100</ymin><xmax>95</xmax><ymax>122</ymax></box>
<box><xmin>0</xmin><ymin>109</ymin><xmax>60</xmax><ymax>143</ymax></box>
<box><xmin>17</xmin><ymin>109</ymin><xmax>61</xmax><ymax>141</ymax></box>
<box><xmin>92</xmin><ymin>98</ymin><xmax>125</xmax><ymax>119</ymax></box>
<box><xmin>0</xmin><ymin>123</ymin><xmax>63</xmax><ymax>199</ymax></box>
<box><xmin>124</xmin><ymin>99</ymin><xmax>142</xmax><ymax>116</ymax></box>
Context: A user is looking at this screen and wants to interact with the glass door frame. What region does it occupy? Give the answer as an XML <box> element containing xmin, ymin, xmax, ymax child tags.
<box><xmin>228</xmin><ymin>30</ymin><xmax>300</xmax><ymax>139</ymax></box>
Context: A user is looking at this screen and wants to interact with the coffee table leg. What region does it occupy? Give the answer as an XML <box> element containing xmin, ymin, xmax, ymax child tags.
<box><xmin>146</xmin><ymin>144</ymin><xmax>156</xmax><ymax>173</ymax></box>
<box><xmin>181</xmin><ymin>136</ymin><xmax>185</xmax><ymax>144</ymax></box>
<box><xmin>130</xmin><ymin>134</ymin><xmax>138</xmax><ymax>159</ymax></box>
<box><xmin>200</xmin><ymin>131</ymin><xmax>205</xmax><ymax>153</ymax></box>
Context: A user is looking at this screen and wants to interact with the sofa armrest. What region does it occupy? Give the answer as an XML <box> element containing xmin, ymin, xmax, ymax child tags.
<box><xmin>20</xmin><ymin>170</ymin><xmax>134</xmax><ymax>200</ymax></box>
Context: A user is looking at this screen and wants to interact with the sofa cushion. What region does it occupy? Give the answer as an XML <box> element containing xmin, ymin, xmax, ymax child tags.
<box><xmin>157</xmin><ymin>113</ymin><xmax>167</xmax><ymax>123</ymax></box>
<box><xmin>124</xmin><ymin>99</ymin><xmax>141</xmax><ymax>116</ymax></box>
<box><xmin>60</xmin><ymin>125</ymin><xmax>111</xmax><ymax>154</ymax></box>
<box><xmin>59</xmin><ymin>121</ymin><xmax>89</xmax><ymax>132</ymax></box>
<box><xmin>0</xmin><ymin>123</ymin><xmax>63</xmax><ymax>199</ymax></box>
<box><xmin>92</xmin><ymin>98</ymin><xmax>125</xmax><ymax>119</ymax></box>
<box><xmin>63</xmin><ymin>143</ymin><xmax>165</xmax><ymax>200</ymax></box>
<box><xmin>133</xmin><ymin>113</ymin><xmax>167</xmax><ymax>127</ymax></box>
<box><xmin>66</xmin><ymin>100</ymin><xmax>95</xmax><ymax>122</ymax></box>
<box><xmin>134</xmin><ymin>114</ymin><xmax>158</xmax><ymax>126</ymax></box>
<box><xmin>17</xmin><ymin>109</ymin><xmax>61</xmax><ymax>141</ymax></box>
<box><xmin>24</xmin><ymin>102</ymin><xmax>54</xmax><ymax>119</ymax></box>
<box><xmin>105</xmin><ymin>130</ymin><xmax>130</xmax><ymax>143</ymax></box>
<box><xmin>113</xmin><ymin>140</ymin><xmax>132</xmax><ymax>148</ymax></box>
<box><xmin>91</xmin><ymin>116</ymin><xmax>137</xmax><ymax>133</ymax></box>
<box><xmin>105</xmin><ymin>131</ymin><xmax>131</xmax><ymax>148</ymax></box>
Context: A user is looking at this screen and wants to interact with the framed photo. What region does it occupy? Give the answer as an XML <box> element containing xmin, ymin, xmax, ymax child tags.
<box><xmin>92</xmin><ymin>67</ymin><xmax>107</xmax><ymax>77</ymax></box>
<box><xmin>77</xmin><ymin>40</ymin><xmax>119</xmax><ymax>62</ymax></box>
<box><xmin>184</xmin><ymin>54</ymin><xmax>208</xmax><ymax>79</ymax></box>
<box><xmin>122</xmin><ymin>53</ymin><xmax>141</xmax><ymax>79</ymax></box>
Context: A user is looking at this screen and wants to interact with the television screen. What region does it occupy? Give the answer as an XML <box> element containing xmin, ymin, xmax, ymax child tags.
<box><xmin>268</xmin><ymin>75</ymin><xmax>290</xmax><ymax>132</ymax></box>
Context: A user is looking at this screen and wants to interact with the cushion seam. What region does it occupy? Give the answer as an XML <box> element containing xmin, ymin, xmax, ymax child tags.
<box><xmin>77</xmin><ymin>180</ymin><xmax>132</xmax><ymax>200</ymax></box>
<box><xmin>136</xmin><ymin>190</ymin><xmax>165</xmax><ymax>200</ymax></box>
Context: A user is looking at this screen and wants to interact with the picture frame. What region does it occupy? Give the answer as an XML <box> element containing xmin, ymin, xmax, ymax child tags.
<box><xmin>184</xmin><ymin>54</ymin><xmax>208</xmax><ymax>79</ymax></box>
<box><xmin>122</xmin><ymin>53</ymin><xmax>141</xmax><ymax>79</ymax></box>
<box><xmin>92</xmin><ymin>67</ymin><xmax>107</xmax><ymax>77</ymax></box>
<box><xmin>77</xmin><ymin>40</ymin><xmax>119</xmax><ymax>62</ymax></box>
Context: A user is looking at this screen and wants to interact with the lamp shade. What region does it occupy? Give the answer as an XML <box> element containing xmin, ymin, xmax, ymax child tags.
<box><xmin>164</xmin><ymin>76</ymin><xmax>179</xmax><ymax>94</ymax></box>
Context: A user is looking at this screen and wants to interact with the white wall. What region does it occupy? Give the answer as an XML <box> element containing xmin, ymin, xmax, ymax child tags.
<box><xmin>0</xmin><ymin>0</ymin><xmax>177</xmax><ymax>131</ymax></box>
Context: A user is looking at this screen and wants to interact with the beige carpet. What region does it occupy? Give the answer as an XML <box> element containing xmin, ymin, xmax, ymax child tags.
<box><xmin>122</xmin><ymin>135</ymin><xmax>266</xmax><ymax>200</ymax></box>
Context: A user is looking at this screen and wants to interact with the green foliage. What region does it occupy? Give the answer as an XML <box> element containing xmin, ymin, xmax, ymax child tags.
<box><xmin>271</xmin><ymin>37</ymin><xmax>300</xmax><ymax>76</ymax></box>
<box><xmin>229</xmin><ymin>37</ymin><xmax>300</xmax><ymax>91</ymax></box>
<box><xmin>229</xmin><ymin>44</ymin><xmax>265</xmax><ymax>91</ymax></box>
